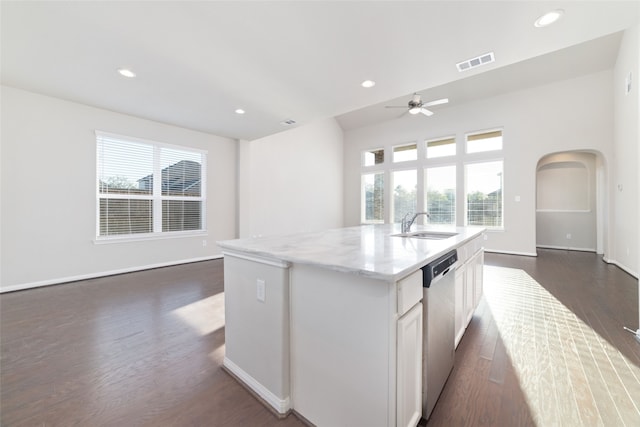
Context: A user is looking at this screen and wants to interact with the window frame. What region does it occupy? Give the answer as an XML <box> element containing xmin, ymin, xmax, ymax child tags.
<box><xmin>391</xmin><ymin>167</ymin><xmax>418</xmax><ymax>223</ymax></box>
<box><xmin>465</xmin><ymin>128</ymin><xmax>503</xmax><ymax>154</ymax></box>
<box><xmin>424</xmin><ymin>164</ymin><xmax>457</xmax><ymax>226</ymax></box>
<box><xmin>358</xmin><ymin>128</ymin><xmax>504</xmax><ymax>228</ymax></box>
<box><xmin>392</xmin><ymin>142</ymin><xmax>418</xmax><ymax>163</ymax></box>
<box><xmin>464</xmin><ymin>159</ymin><xmax>504</xmax><ymax>229</ymax></box>
<box><xmin>425</xmin><ymin>135</ymin><xmax>457</xmax><ymax>159</ymax></box>
<box><xmin>362</xmin><ymin>147</ymin><xmax>385</xmax><ymax>167</ymax></box>
<box><xmin>361</xmin><ymin>171</ymin><xmax>385</xmax><ymax>224</ymax></box>
<box><xmin>95</xmin><ymin>131</ymin><xmax>208</xmax><ymax>243</ymax></box>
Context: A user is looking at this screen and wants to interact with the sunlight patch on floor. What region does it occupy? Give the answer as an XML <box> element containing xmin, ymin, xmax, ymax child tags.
<box><xmin>484</xmin><ymin>265</ymin><xmax>640</xmax><ymax>426</ymax></box>
<box><xmin>172</xmin><ymin>292</ymin><xmax>225</xmax><ymax>336</ymax></box>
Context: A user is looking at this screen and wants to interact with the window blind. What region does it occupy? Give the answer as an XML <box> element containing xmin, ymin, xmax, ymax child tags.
<box><xmin>467</xmin><ymin>130</ymin><xmax>502</xmax><ymax>141</ymax></box>
<box><xmin>96</xmin><ymin>132</ymin><xmax>206</xmax><ymax>238</ymax></box>
<box><xmin>466</xmin><ymin>130</ymin><xmax>503</xmax><ymax>153</ymax></box>
<box><xmin>426</xmin><ymin>137</ymin><xmax>456</xmax><ymax>158</ymax></box>
<box><xmin>393</xmin><ymin>143</ymin><xmax>418</xmax><ymax>162</ymax></box>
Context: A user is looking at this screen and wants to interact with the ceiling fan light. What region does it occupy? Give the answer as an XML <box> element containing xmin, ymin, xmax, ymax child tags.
<box><xmin>409</xmin><ymin>107</ymin><xmax>421</xmax><ymax>115</ymax></box>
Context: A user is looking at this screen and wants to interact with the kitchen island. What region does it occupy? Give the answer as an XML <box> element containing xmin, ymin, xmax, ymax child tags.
<box><xmin>218</xmin><ymin>224</ymin><xmax>485</xmax><ymax>427</ymax></box>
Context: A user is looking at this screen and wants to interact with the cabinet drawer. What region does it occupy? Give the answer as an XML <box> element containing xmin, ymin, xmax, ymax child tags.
<box><xmin>397</xmin><ymin>269</ymin><xmax>423</xmax><ymax>316</ymax></box>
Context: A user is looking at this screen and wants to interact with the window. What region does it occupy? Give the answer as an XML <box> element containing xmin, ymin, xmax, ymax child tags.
<box><xmin>466</xmin><ymin>130</ymin><xmax>502</xmax><ymax>154</ymax></box>
<box><xmin>362</xmin><ymin>172</ymin><xmax>384</xmax><ymax>223</ymax></box>
<box><xmin>392</xmin><ymin>169</ymin><xmax>417</xmax><ymax>222</ymax></box>
<box><xmin>465</xmin><ymin>161</ymin><xmax>503</xmax><ymax>228</ymax></box>
<box><xmin>96</xmin><ymin>132</ymin><xmax>206</xmax><ymax>238</ymax></box>
<box><xmin>393</xmin><ymin>143</ymin><xmax>417</xmax><ymax>162</ymax></box>
<box><xmin>425</xmin><ymin>166</ymin><xmax>456</xmax><ymax>225</ymax></box>
<box><xmin>359</xmin><ymin>126</ymin><xmax>504</xmax><ymax>225</ymax></box>
<box><xmin>363</xmin><ymin>148</ymin><xmax>384</xmax><ymax>166</ymax></box>
<box><xmin>426</xmin><ymin>137</ymin><xmax>456</xmax><ymax>158</ymax></box>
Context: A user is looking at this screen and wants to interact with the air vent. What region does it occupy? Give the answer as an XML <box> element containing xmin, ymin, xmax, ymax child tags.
<box><xmin>280</xmin><ymin>119</ymin><xmax>297</xmax><ymax>126</ymax></box>
<box><xmin>456</xmin><ymin>52</ymin><xmax>495</xmax><ymax>72</ymax></box>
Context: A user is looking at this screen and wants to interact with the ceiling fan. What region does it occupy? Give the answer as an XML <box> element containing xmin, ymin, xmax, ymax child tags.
<box><xmin>385</xmin><ymin>93</ymin><xmax>449</xmax><ymax>116</ymax></box>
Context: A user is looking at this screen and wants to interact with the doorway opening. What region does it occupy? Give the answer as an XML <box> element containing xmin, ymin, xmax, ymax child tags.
<box><xmin>535</xmin><ymin>151</ymin><xmax>607</xmax><ymax>254</ymax></box>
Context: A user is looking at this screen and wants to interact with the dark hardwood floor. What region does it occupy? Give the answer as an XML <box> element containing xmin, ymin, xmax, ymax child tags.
<box><xmin>427</xmin><ymin>249</ymin><xmax>640</xmax><ymax>426</ymax></box>
<box><xmin>0</xmin><ymin>260</ymin><xmax>304</xmax><ymax>427</ymax></box>
<box><xmin>1</xmin><ymin>250</ymin><xmax>639</xmax><ymax>426</ymax></box>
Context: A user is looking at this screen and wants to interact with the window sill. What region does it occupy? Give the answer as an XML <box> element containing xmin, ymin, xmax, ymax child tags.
<box><xmin>536</xmin><ymin>209</ymin><xmax>591</xmax><ymax>213</ymax></box>
<box><xmin>468</xmin><ymin>227</ymin><xmax>504</xmax><ymax>232</ymax></box>
<box><xmin>94</xmin><ymin>230</ymin><xmax>208</xmax><ymax>245</ymax></box>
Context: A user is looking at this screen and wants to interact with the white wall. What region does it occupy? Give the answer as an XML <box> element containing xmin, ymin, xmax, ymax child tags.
<box><xmin>238</xmin><ymin>118</ymin><xmax>344</xmax><ymax>238</ymax></box>
<box><xmin>344</xmin><ymin>70</ymin><xmax>615</xmax><ymax>258</ymax></box>
<box><xmin>1</xmin><ymin>86</ymin><xmax>237</xmax><ymax>291</ymax></box>
<box><xmin>612</xmin><ymin>25</ymin><xmax>639</xmax><ymax>278</ymax></box>
<box><xmin>536</xmin><ymin>152</ymin><xmax>598</xmax><ymax>252</ymax></box>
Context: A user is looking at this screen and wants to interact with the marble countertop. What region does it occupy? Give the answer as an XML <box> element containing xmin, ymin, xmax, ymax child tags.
<box><xmin>217</xmin><ymin>224</ymin><xmax>485</xmax><ymax>282</ymax></box>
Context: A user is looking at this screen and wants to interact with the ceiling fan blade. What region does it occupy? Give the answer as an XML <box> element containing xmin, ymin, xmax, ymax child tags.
<box><xmin>385</xmin><ymin>105</ymin><xmax>408</xmax><ymax>109</ymax></box>
<box><xmin>420</xmin><ymin>108</ymin><xmax>434</xmax><ymax>116</ymax></box>
<box><xmin>422</xmin><ymin>98</ymin><xmax>449</xmax><ymax>107</ymax></box>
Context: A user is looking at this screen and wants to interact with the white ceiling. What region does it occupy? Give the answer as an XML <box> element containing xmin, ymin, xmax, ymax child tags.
<box><xmin>2</xmin><ymin>1</ymin><xmax>638</xmax><ymax>141</ymax></box>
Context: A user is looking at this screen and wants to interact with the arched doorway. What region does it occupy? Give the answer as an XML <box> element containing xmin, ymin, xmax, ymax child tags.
<box><xmin>535</xmin><ymin>151</ymin><xmax>607</xmax><ymax>255</ymax></box>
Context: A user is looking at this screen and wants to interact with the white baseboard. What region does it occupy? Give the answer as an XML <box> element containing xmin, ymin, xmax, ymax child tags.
<box><xmin>223</xmin><ymin>357</ymin><xmax>291</xmax><ymax>414</ymax></box>
<box><xmin>602</xmin><ymin>257</ymin><xmax>638</xmax><ymax>279</ymax></box>
<box><xmin>536</xmin><ymin>244</ymin><xmax>597</xmax><ymax>253</ymax></box>
<box><xmin>484</xmin><ymin>249</ymin><xmax>538</xmax><ymax>257</ymax></box>
<box><xmin>0</xmin><ymin>255</ymin><xmax>223</xmax><ymax>293</ymax></box>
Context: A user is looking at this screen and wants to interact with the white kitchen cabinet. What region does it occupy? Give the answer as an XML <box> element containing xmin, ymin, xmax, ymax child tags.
<box><xmin>397</xmin><ymin>302</ymin><xmax>423</xmax><ymax>427</ymax></box>
<box><xmin>397</xmin><ymin>269</ymin><xmax>423</xmax><ymax>315</ymax></box>
<box><xmin>464</xmin><ymin>260</ymin><xmax>475</xmax><ymax>324</ymax></box>
<box><xmin>454</xmin><ymin>234</ymin><xmax>485</xmax><ymax>348</ymax></box>
<box><xmin>473</xmin><ymin>250</ymin><xmax>484</xmax><ymax>307</ymax></box>
<box><xmin>454</xmin><ymin>267</ymin><xmax>465</xmax><ymax>348</ymax></box>
<box><xmin>290</xmin><ymin>264</ymin><xmax>423</xmax><ymax>427</ymax></box>
<box><xmin>220</xmin><ymin>225</ymin><xmax>487</xmax><ymax>426</ymax></box>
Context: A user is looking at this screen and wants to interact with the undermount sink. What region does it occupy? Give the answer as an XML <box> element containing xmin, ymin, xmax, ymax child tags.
<box><xmin>392</xmin><ymin>231</ymin><xmax>459</xmax><ymax>240</ymax></box>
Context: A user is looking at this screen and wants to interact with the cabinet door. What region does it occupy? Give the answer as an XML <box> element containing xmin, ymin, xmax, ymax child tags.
<box><xmin>397</xmin><ymin>303</ymin><xmax>423</xmax><ymax>427</ymax></box>
<box><xmin>473</xmin><ymin>251</ymin><xmax>484</xmax><ymax>307</ymax></box>
<box><xmin>464</xmin><ymin>261</ymin><xmax>475</xmax><ymax>325</ymax></box>
<box><xmin>397</xmin><ymin>269</ymin><xmax>423</xmax><ymax>316</ymax></box>
<box><xmin>454</xmin><ymin>268</ymin><xmax>465</xmax><ymax>348</ymax></box>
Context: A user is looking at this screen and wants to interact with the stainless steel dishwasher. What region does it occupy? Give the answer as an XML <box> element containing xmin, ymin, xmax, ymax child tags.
<box><xmin>421</xmin><ymin>249</ymin><xmax>458</xmax><ymax>420</ymax></box>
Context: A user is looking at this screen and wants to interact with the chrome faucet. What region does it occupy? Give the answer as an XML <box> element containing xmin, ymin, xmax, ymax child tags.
<box><xmin>401</xmin><ymin>212</ymin><xmax>430</xmax><ymax>233</ymax></box>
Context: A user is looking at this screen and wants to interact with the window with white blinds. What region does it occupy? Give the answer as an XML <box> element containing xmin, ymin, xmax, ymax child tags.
<box><xmin>466</xmin><ymin>130</ymin><xmax>503</xmax><ymax>153</ymax></box>
<box><xmin>96</xmin><ymin>131</ymin><xmax>206</xmax><ymax>239</ymax></box>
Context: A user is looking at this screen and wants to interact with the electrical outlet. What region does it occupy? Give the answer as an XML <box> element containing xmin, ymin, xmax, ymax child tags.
<box><xmin>202</xmin><ymin>240</ymin><xmax>207</xmax><ymax>247</ymax></box>
<box><xmin>566</xmin><ymin>233</ymin><xmax>572</xmax><ymax>240</ymax></box>
<box><xmin>256</xmin><ymin>279</ymin><xmax>266</xmax><ymax>302</ymax></box>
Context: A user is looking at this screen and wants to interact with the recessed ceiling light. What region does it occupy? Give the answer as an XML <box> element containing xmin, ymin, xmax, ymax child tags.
<box><xmin>117</xmin><ymin>68</ymin><xmax>136</xmax><ymax>78</ymax></box>
<box><xmin>235</xmin><ymin>109</ymin><xmax>245</xmax><ymax>115</ymax></box>
<box><xmin>361</xmin><ymin>80</ymin><xmax>376</xmax><ymax>88</ymax></box>
<box><xmin>534</xmin><ymin>9</ymin><xmax>564</xmax><ymax>28</ymax></box>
